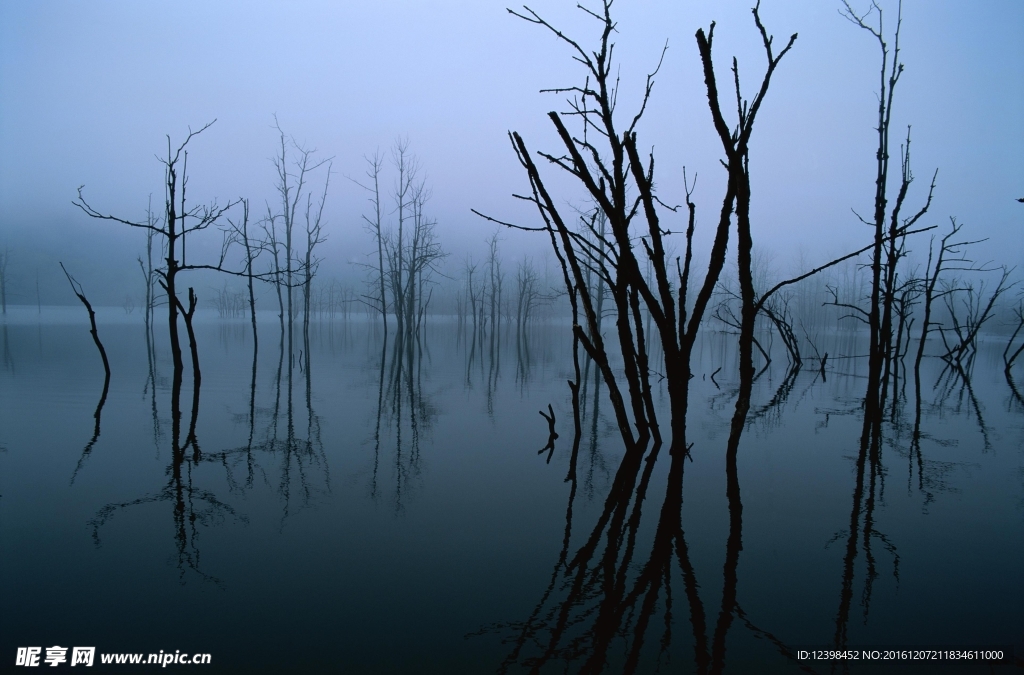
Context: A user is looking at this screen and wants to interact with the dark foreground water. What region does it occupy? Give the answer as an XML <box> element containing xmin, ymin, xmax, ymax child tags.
<box><xmin>1</xmin><ymin>307</ymin><xmax>1022</xmax><ymax>674</ymax></box>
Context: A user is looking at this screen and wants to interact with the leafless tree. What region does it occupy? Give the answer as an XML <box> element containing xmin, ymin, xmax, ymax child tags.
<box><xmin>302</xmin><ymin>165</ymin><xmax>331</xmax><ymax>342</ymax></box>
<box><xmin>514</xmin><ymin>256</ymin><xmax>542</xmax><ymax>339</ymax></box>
<box><xmin>486</xmin><ymin>229</ymin><xmax>504</xmax><ymax>336</ymax></box>
<box><xmin>406</xmin><ymin>183</ymin><xmax>445</xmax><ymax>333</ymax></box>
<box><xmin>261</xmin><ymin>207</ymin><xmax>286</xmax><ymax>331</ymax></box>
<box><xmin>137</xmin><ymin>198</ymin><xmax>160</xmax><ymax>339</ymax></box>
<box><xmin>268</xmin><ymin>118</ymin><xmax>331</xmax><ymax>360</ymax></box>
<box><xmin>354</xmin><ymin>150</ymin><xmax>389</xmax><ymax>338</ymax></box>
<box><xmin>840</xmin><ymin>0</ymin><xmax>938</xmax><ymax>437</ymax></box>
<box><xmin>60</xmin><ymin>262</ymin><xmax>111</xmax><ymax>385</ymax></box>
<box><xmin>389</xmin><ymin>138</ymin><xmax>418</xmax><ymax>336</ymax></box>
<box><xmin>73</xmin><ymin>121</ymin><xmax>239</xmax><ymax>384</ymax></box>
<box><xmin>225</xmin><ymin>199</ymin><xmax>260</xmax><ymax>353</ymax></box>
<box><xmin>912</xmin><ymin>218</ymin><xmax>979</xmax><ymax>376</ymax></box>
<box><xmin>371</xmin><ymin>141</ymin><xmax>447</xmax><ymax>340</ymax></box>
<box><xmin>938</xmin><ymin>266</ymin><xmax>1014</xmax><ymax>370</ymax></box>
<box><xmin>464</xmin><ymin>256</ymin><xmax>480</xmax><ymax>333</ymax></box>
<box><xmin>479</xmin><ymin>1</ymin><xmax>797</xmax><ymax>465</ymax></box>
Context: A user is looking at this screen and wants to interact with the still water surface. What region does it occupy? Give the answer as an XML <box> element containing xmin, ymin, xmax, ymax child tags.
<box><xmin>1</xmin><ymin>308</ymin><xmax>1021</xmax><ymax>673</ymax></box>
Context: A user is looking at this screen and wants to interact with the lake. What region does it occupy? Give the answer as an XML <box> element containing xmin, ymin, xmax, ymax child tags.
<box><xmin>1</xmin><ymin>307</ymin><xmax>1021</xmax><ymax>673</ymax></box>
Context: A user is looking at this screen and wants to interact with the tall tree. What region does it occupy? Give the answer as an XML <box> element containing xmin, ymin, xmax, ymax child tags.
<box><xmin>840</xmin><ymin>0</ymin><xmax>937</xmax><ymax>444</ymax></box>
<box><xmin>267</xmin><ymin>118</ymin><xmax>331</xmax><ymax>365</ymax></box>
<box><xmin>74</xmin><ymin>122</ymin><xmax>239</xmax><ymax>382</ymax></box>
<box><xmin>355</xmin><ymin>151</ymin><xmax>389</xmax><ymax>339</ymax></box>
<box><xmin>481</xmin><ymin>1</ymin><xmax>796</xmax><ymax>464</ymax></box>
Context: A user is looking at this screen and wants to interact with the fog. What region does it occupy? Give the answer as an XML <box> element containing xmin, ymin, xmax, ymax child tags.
<box><xmin>1</xmin><ymin>0</ymin><xmax>1021</xmax><ymax>305</ymax></box>
<box><xmin>4</xmin><ymin>4</ymin><xmax>1024</xmax><ymax>671</ymax></box>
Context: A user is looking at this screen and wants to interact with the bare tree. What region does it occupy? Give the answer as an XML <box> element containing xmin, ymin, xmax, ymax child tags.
<box><xmin>226</xmin><ymin>199</ymin><xmax>261</xmax><ymax>354</ymax></box>
<box><xmin>60</xmin><ymin>262</ymin><xmax>111</xmax><ymax>385</ymax></box>
<box><xmin>514</xmin><ymin>256</ymin><xmax>541</xmax><ymax>339</ymax></box>
<box><xmin>913</xmin><ymin>218</ymin><xmax>976</xmax><ymax>376</ymax></box>
<box><xmin>370</xmin><ymin>140</ymin><xmax>446</xmax><ymax>340</ymax></box>
<box><xmin>302</xmin><ymin>166</ymin><xmax>331</xmax><ymax>341</ymax></box>
<box><xmin>389</xmin><ymin>138</ymin><xmax>417</xmax><ymax>336</ymax></box>
<box><xmin>74</xmin><ymin>121</ymin><xmax>239</xmax><ymax>384</ymax></box>
<box><xmin>840</xmin><ymin>0</ymin><xmax>938</xmax><ymax>437</ymax></box>
<box><xmin>938</xmin><ymin>266</ymin><xmax>1014</xmax><ymax>369</ymax></box>
<box><xmin>268</xmin><ymin>117</ymin><xmax>331</xmax><ymax>358</ymax></box>
<box><xmin>261</xmin><ymin>207</ymin><xmax>286</xmax><ymax>332</ymax></box>
<box><xmin>136</xmin><ymin>198</ymin><xmax>159</xmax><ymax>338</ymax></box>
<box><xmin>355</xmin><ymin>151</ymin><xmax>389</xmax><ymax>338</ymax></box>
<box><xmin>486</xmin><ymin>229</ymin><xmax>504</xmax><ymax>336</ymax></box>
<box><xmin>464</xmin><ymin>256</ymin><xmax>479</xmax><ymax>333</ymax></box>
<box><xmin>406</xmin><ymin>182</ymin><xmax>444</xmax><ymax>333</ymax></box>
<box><xmin>477</xmin><ymin>2</ymin><xmax>798</xmax><ymax>466</ymax></box>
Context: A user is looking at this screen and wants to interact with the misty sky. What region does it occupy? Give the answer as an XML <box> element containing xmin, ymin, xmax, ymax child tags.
<box><xmin>1</xmin><ymin>0</ymin><xmax>1021</xmax><ymax>304</ymax></box>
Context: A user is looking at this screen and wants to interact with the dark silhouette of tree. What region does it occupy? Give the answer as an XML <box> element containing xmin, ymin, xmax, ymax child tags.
<box><xmin>59</xmin><ymin>263</ymin><xmax>111</xmax><ymax>387</ymax></box>
<box><xmin>355</xmin><ymin>150</ymin><xmax>389</xmax><ymax>339</ymax></box>
<box><xmin>938</xmin><ymin>267</ymin><xmax>1013</xmax><ymax>370</ymax></box>
<box><xmin>266</xmin><ymin>118</ymin><xmax>331</xmax><ymax>370</ymax></box>
<box><xmin>60</xmin><ymin>263</ymin><xmax>111</xmax><ymax>485</ymax></box>
<box><xmin>471</xmin><ymin>4</ymin><xmax>806</xmax><ymax>670</ymax></box>
<box><xmin>514</xmin><ymin>256</ymin><xmax>542</xmax><ymax>345</ymax></box>
<box><xmin>73</xmin><ymin>121</ymin><xmax>239</xmax><ymax>388</ymax></box>
<box><xmin>226</xmin><ymin>199</ymin><xmax>261</xmax><ymax>358</ymax></box>
<box><xmin>839</xmin><ymin>0</ymin><xmax>938</xmax><ymax>446</ymax></box>
<box><xmin>376</xmin><ymin>140</ymin><xmax>447</xmax><ymax>340</ymax></box>
<box><xmin>479</xmin><ymin>1</ymin><xmax>797</xmax><ymax>468</ymax></box>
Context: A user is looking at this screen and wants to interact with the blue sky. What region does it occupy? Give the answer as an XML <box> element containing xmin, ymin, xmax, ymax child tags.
<box><xmin>1</xmin><ymin>0</ymin><xmax>1021</xmax><ymax>302</ymax></box>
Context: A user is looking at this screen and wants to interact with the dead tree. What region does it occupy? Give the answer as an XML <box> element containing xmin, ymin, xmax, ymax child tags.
<box><xmin>515</xmin><ymin>257</ymin><xmax>541</xmax><ymax>339</ymax></box>
<box><xmin>355</xmin><ymin>151</ymin><xmax>389</xmax><ymax>338</ymax></box>
<box><xmin>479</xmin><ymin>2</ymin><xmax>797</xmax><ymax>462</ymax></box>
<box><xmin>406</xmin><ymin>183</ymin><xmax>445</xmax><ymax>334</ymax></box>
<box><xmin>303</xmin><ymin>166</ymin><xmax>331</xmax><ymax>342</ymax></box>
<box><xmin>137</xmin><ymin>198</ymin><xmax>159</xmax><ymax>339</ymax></box>
<box><xmin>371</xmin><ymin>141</ymin><xmax>446</xmax><ymax>340</ymax></box>
<box><xmin>60</xmin><ymin>263</ymin><xmax>111</xmax><ymax>385</ymax></box>
<box><xmin>261</xmin><ymin>208</ymin><xmax>286</xmax><ymax>332</ymax></box>
<box><xmin>389</xmin><ymin>138</ymin><xmax>418</xmax><ymax>336</ymax></box>
<box><xmin>226</xmin><ymin>199</ymin><xmax>261</xmax><ymax>355</ymax></box>
<box><xmin>840</xmin><ymin>0</ymin><xmax>938</xmax><ymax>435</ymax></box>
<box><xmin>465</xmin><ymin>257</ymin><xmax>479</xmax><ymax>333</ymax></box>
<box><xmin>912</xmin><ymin>217</ymin><xmax>982</xmax><ymax>376</ymax></box>
<box><xmin>939</xmin><ymin>267</ymin><xmax>1013</xmax><ymax>370</ymax></box>
<box><xmin>696</xmin><ymin>2</ymin><xmax>797</xmax><ymax>392</ymax></box>
<box><xmin>269</xmin><ymin>118</ymin><xmax>330</xmax><ymax>359</ymax></box>
<box><xmin>74</xmin><ymin>121</ymin><xmax>239</xmax><ymax>382</ymax></box>
<box><xmin>486</xmin><ymin>229</ymin><xmax>504</xmax><ymax>336</ymax></box>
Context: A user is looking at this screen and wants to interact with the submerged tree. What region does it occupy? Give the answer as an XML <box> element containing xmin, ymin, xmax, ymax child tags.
<box><xmin>266</xmin><ymin>118</ymin><xmax>331</xmax><ymax>359</ymax></box>
<box><xmin>361</xmin><ymin>139</ymin><xmax>446</xmax><ymax>340</ymax></box>
<box><xmin>356</xmin><ymin>150</ymin><xmax>389</xmax><ymax>338</ymax></box>
<box><xmin>481</xmin><ymin>0</ymin><xmax>797</xmax><ymax>464</ymax></box>
<box><xmin>74</xmin><ymin>122</ymin><xmax>239</xmax><ymax>386</ymax></box>
<box><xmin>839</xmin><ymin>0</ymin><xmax>938</xmax><ymax>442</ymax></box>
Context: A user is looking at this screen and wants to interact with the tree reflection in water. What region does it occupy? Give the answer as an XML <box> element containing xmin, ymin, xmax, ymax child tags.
<box><xmin>87</xmin><ymin>346</ymin><xmax>242</xmax><ymax>585</ymax></box>
<box><xmin>369</xmin><ymin>329</ymin><xmax>438</xmax><ymax>511</ymax></box>
<box><xmin>480</xmin><ymin>348</ymin><xmax>762</xmax><ymax>674</ymax></box>
<box><xmin>205</xmin><ymin>325</ymin><xmax>329</xmax><ymax>522</ymax></box>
